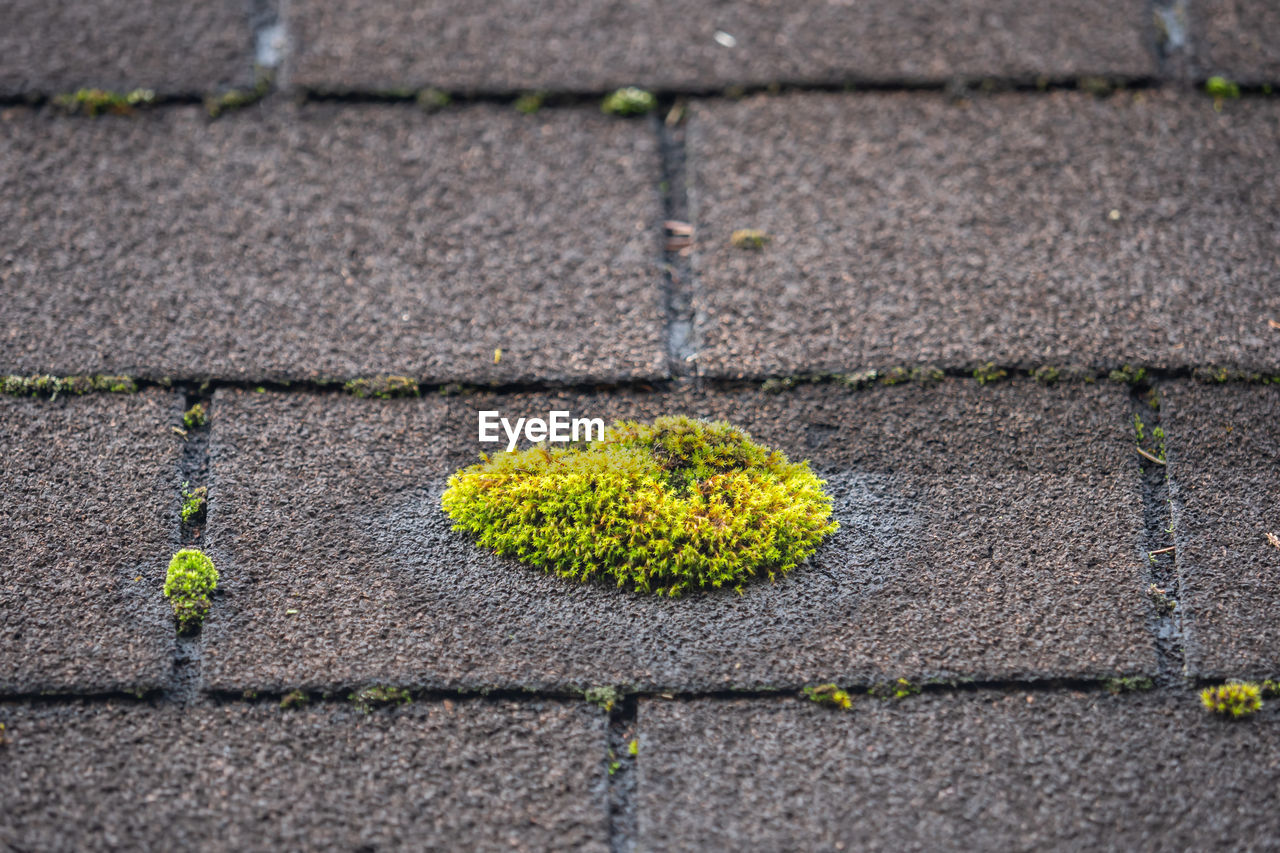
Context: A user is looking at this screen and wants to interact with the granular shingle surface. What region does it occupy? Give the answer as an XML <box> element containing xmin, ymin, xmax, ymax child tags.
<box><xmin>636</xmin><ymin>691</ymin><xmax>1280</xmax><ymax>851</ymax></box>
<box><xmin>0</xmin><ymin>103</ymin><xmax>665</xmax><ymax>384</ymax></box>
<box><xmin>0</xmin><ymin>699</ymin><xmax>607</xmax><ymax>851</ymax></box>
<box><xmin>199</xmin><ymin>380</ymin><xmax>1154</xmax><ymax>693</ymax></box>
<box><xmin>287</xmin><ymin>0</ymin><xmax>1155</xmax><ymax>94</ymax></box>
<box><xmin>0</xmin><ymin>392</ymin><xmax>181</xmax><ymax>695</ymax></box>
<box><xmin>1164</xmin><ymin>381</ymin><xmax>1280</xmax><ymax>678</ymax></box>
<box><xmin>0</xmin><ymin>0</ymin><xmax>253</xmax><ymax>97</ymax></box>
<box><xmin>1191</xmin><ymin>0</ymin><xmax>1280</xmax><ymax>84</ymax></box>
<box><xmin>688</xmin><ymin>91</ymin><xmax>1280</xmax><ymax>377</ymax></box>
<box><xmin>6</xmin><ymin>2</ymin><xmax>1280</xmax><ymax>845</ymax></box>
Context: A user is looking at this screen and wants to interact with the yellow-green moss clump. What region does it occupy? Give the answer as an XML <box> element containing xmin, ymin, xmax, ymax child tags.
<box><xmin>180</xmin><ymin>482</ymin><xmax>208</xmax><ymax>524</ymax></box>
<box><xmin>1201</xmin><ymin>681</ymin><xmax>1262</xmax><ymax>718</ymax></box>
<box><xmin>2</xmin><ymin>374</ymin><xmax>136</xmax><ymax>396</ymax></box>
<box><xmin>344</xmin><ymin>375</ymin><xmax>420</xmax><ymax>399</ymax></box>
<box><xmin>1205</xmin><ymin>76</ymin><xmax>1240</xmax><ymax>99</ymax></box>
<box><xmin>602</xmin><ymin>87</ymin><xmax>656</xmax><ymax>117</ymax></box>
<box><xmin>182</xmin><ymin>402</ymin><xmax>208</xmax><ymax>429</ymax></box>
<box><xmin>164</xmin><ymin>548</ymin><xmax>218</xmax><ymax>633</ymax></box>
<box><xmin>53</xmin><ymin>88</ymin><xmax>155</xmax><ymax>116</ymax></box>
<box><xmin>442</xmin><ymin>416</ymin><xmax>838</xmax><ymax>596</ymax></box>
<box><xmin>803</xmin><ymin>683</ymin><xmax>852</xmax><ymax>710</ymax></box>
<box><xmin>730</xmin><ymin>229</ymin><xmax>770</xmax><ymax>250</ymax></box>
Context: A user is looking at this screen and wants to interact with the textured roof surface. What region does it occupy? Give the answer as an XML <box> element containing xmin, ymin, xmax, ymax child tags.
<box><xmin>3</xmin><ymin>3</ymin><xmax>1279</xmax><ymax>849</ymax></box>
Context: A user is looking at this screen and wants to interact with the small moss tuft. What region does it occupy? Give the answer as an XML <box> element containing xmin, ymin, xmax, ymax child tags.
<box><xmin>164</xmin><ymin>548</ymin><xmax>218</xmax><ymax>633</ymax></box>
<box><xmin>909</xmin><ymin>366</ymin><xmax>945</xmax><ymax>385</ymax></box>
<box><xmin>1104</xmin><ymin>676</ymin><xmax>1154</xmax><ymax>694</ymax></box>
<box><xmin>205</xmin><ymin>69</ymin><xmax>272</xmax><ymax>118</ymax></box>
<box><xmin>878</xmin><ymin>366</ymin><xmax>943</xmax><ymax>387</ymax></box>
<box><xmin>878</xmin><ymin>366</ymin><xmax>912</xmax><ymax>386</ymax></box>
<box><xmin>280</xmin><ymin>690</ymin><xmax>309</xmax><ymax>710</ymax></box>
<box><xmin>350</xmin><ymin>686</ymin><xmax>412</xmax><ymax>712</ymax></box>
<box><xmin>628</xmin><ymin>738</ymin><xmax>639</xmax><ymax>756</ymax></box>
<box><xmin>1133</xmin><ymin>413</ymin><xmax>1166</xmax><ymax>463</ymax></box>
<box><xmin>602</xmin><ymin>87</ymin><xmax>656</xmax><ymax>117</ymax></box>
<box><xmin>1109</xmin><ymin>365</ymin><xmax>1147</xmax><ymax>384</ymax></box>
<box><xmin>1205</xmin><ymin>76</ymin><xmax>1241</xmax><ymax>99</ymax></box>
<box><xmin>1151</xmin><ymin>425</ymin><xmax>1166</xmax><ymax>462</ymax></box>
<box><xmin>1077</xmin><ymin>76</ymin><xmax>1114</xmax><ymax>96</ymax></box>
<box><xmin>802</xmin><ymin>683</ymin><xmax>852</xmax><ymax>710</ymax></box>
<box><xmin>869</xmin><ymin>678</ymin><xmax>921</xmax><ymax>700</ymax></box>
<box><xmin>1201</xmin><ymin>681</ymin><xmax>1262</xmax><ymax>718</ymax></box>
<box><xmin>442</xmin><ymin>416</ymin><xmax>838</xmax><ymax>596</ymax></box>
<box><xmin>730</xmin><ymin>229</ymin><xmax>770</xmax><ymax>250</ymax></box>
<box><xmin>417</xmin><ymin>88</ymin><xmax>452</xmax><ymax>112</ymax></box>
<box><xmin>972</xmin><ymin>362</ymin><xmax>1008</xmax><ymax>385</ymax></box>
<box><xmin>180</xmin><ymin>482</ymin><xmax>208</xmax><ymax>525</ymax></box>
<box><xmin>346</xmin><ymin>375</ymin><xmax>420</xmax><ymax>398</ymax></box>
<box><xmin>344</xmin><ymin>375</ymin><xmax>420</xmax><ymax>398</ymax></box>
<box><xmin>182</xmin><ymin>402</ymin><xmax>208</xmax><ymax>429</ymax></box>
<box><xmin>1032</xmin><ymin>366</ymin><xmax>1061</xmax><ymax>385</ymax></box>
<box><xmin>761</xmin><ymin>377</ymin><xmax>800</xmax><ymax>394</ymax></box>
<box><xmin>514</xmin><ymin>91</ymin><xmax>546</xmax><ymax>114</ymax></box>
<box><xmin>584</xmin><ymin>686</ymin><xmax>622</xmax><ymax>711</ymax></box>
<box><xmin>99</xmin><ymin>375</ymin><xmax>138</xmax><ymax>393</ymax></box>
<box><xmin>53</xmin><ymin>87</ymin><xmax>155</xmax><ymax>117</ymax></box>
<box><xmin>1262</xmin><ymin>680</ymin><xmax>1280</xmax><ymax>698</ymax></box>
<box><xmin>839</xmin><ymin>369</ymin><xmax>881</xmax><ymax>389</ymax></box>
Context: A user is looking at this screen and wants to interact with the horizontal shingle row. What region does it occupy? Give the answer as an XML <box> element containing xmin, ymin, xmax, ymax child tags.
<box><xmin>2</xmin><ymin>688</ymin><xmax>1278</xmax><ymax>849</ymax></box>
<box><xmin>5</xmin><ymin>0</ymin><xmax>1279</xmax><ymax>98</ymax></box>
<box><xmin>2</xmin><ymin>92</ymin><xmax>1277</xmax><ymax>383</ymax></box>
<box><xmin>4</xmin><ymin>381</ymin><xmax>1276</xmax><ymax>696</ymax></box>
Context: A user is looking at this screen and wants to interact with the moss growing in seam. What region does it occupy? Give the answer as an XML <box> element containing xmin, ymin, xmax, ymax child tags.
<box><xmin>1201</xmin><ymin>682</ymin><xmax>1262</xmax><ymax>718</ymax></box>
<box><xmin>514</xmin><ymin>91</ymin><xmax>546</xmax><ymax>114</ymax></box>
<box><xmin>802</xmin><ymin>683</ymin><xmax>852</xmax><ymax>710</ymax></box>
<box><xmin>972</xmin><ymin>362</ymin><xmax>1008</xmax><ymax>385</ymax></box>
<box><xmin>2</xmin><ymin>374</ymin><xmax>136</xmax><ymax>396</ymax></box>
<box><xmin>868</xmin><ymin>678</ymin><xmax>920</xmax><ymax>700</ymax></box>
<box><xmin>601</xmin><ymin>87</ymin><xmax>656</xmax><ymax>117</ymax></box>
<box><xmin>1032</xmin><ymin>366</ymin><xmax>1061</xmax><ymax>385</ymax></box>
<box><xmin>350</xmin><ymin>686</ymin><xmax>412</xmax><ymax>713</ymax></box>
<box><xmin>584</xmin><ymin>686</ymin><xmax>622</xmax><ymax>711</ymax></box>
<box><xmin>442</xmin><ymin>416</ymin><xmax>838</xmax><ymax>596</ymax></box>
<box><xmin>180</xmin><ymin>483</ymin><xmax>208</xmax><ymax>524</ymax></box>
<box><xmin>344</xmin><ymin>376</ymin><xmax>420</xmax><ymax>399</ymax></box>
<box><xmin>164</xmin><ymin>548</ymin><xmax>218</xmax><ymax>633</ymax></box>
<box><xmin>280</xmin><ymin>689</ymin><xmax>309</xmax><ymax>710</ymax></box>
<box><xmin>1109</xmin><ymin>364</ymin><xmax>1147</xmax><ymax>385</ymax></box>
<box><xmin>53</xmin><ymin>88</ymin><xmax>155</xmax><ymax>116</ymax></box>
<box><xmin>1205</xmin><ymin>76</ymin><xmax>1241</xmax><ymax>99</ymax></box>
<box><xmin>417</xmin><ymin>88</ymin><xmax>452</xmax><ymax>113</ymax></box>
<box><xmin>205</xmin><ymin>69</ymin><xmax>272</xmax><ymax>118</ymax></box>
<box><xmin>1103</xmin><ymin>676</ymin><xmax>1154</xmax><ymax>694</ymax></box>
<box><xmin>877</xmin><ymin>366</ymin><xmax>943</xmax><ymax>387</ymax></box>
<box><xmin>182</xmin><ymin>402</ymin><xmax>208</xmax><ymax>429</ymax></box>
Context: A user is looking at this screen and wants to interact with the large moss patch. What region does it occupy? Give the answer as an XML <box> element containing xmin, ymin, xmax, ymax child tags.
<box><xmin>441</xmin><ymin>416</ymin><xmax>838</xmax><ymax>596</ymax></box>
